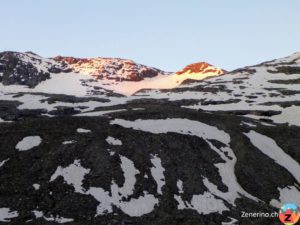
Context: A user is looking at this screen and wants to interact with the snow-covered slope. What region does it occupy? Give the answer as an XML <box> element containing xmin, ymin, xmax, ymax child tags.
<box><xmin>52</xmin><ymin>58</ymin><xmax>224</xmax><ymax>95</ymax></box>
<box><xmin>94</xmin><ymin>61</ymin><xmax>225</xmax><ymax>95</ymax></box>
<box><xmin>0</xmin><ymin>51</ymin><xmax>299</xmax><ymax>125</ymax></box>
<box><xmin>136</xmin><ymin>52</ymin><xmax>300</xmax><ymax>126</ymax></box>
<box><xmin>109</xmin><ymin>62</ymin><xmax>225</xmax><ymax>95</ymax></box>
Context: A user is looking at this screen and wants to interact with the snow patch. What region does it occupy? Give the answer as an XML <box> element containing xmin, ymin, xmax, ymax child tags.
<box><xmin>177</xmin><ymin>180</ymin><xmax>184</xmax><ymax>194</ymax></box>
<box><xmin>0</xmin><ymin>159</ymin><xmax>9</xmax><ymax>168</ymax></box>
<box><xmin>244</xmin><ymin>130</ymin><xmax>300</xmax><ymax>183</ymax></box>
<box><xmin>33</xmin><ymin>72</ymin><xmax>91</xmax><ymax>97</ymax></box>
<box><xmin>44</xmin><ymin>215</ymin><xmax>74</xmax><ymax>223</ymax></box>
<box><xmin>270</xmin><ymin>186</ymin><xmax>300</xmax><ymax>208</ymax></box>
<box><xmin>270</xmin><ymin>105</ymin><xmax>300</xmax><ymax>126</ymax></box>
<box><xmin>0</xmin><ymin>208</ymin><xmax>18</xmax><ymax>222</ymax></box>
<box><xmin>33</xmin><ymin>209</ymin><xmax>74</xmax><ymax>223</ymax></box>
<box><xmin>33</xmin><ymin>183</ymin><xmax>40</xmax><ymax>190</ymax></box>
<box><xmin>150</xmin><ymin>155</ymin><xmax>165</xmax><ymax>195</ymax></box>
<box><xmin>111</xmin><ymin>118</ymin><xmax>230</xmax><ymax>145</ymax></box>
<box><xmin>50</xmin><ymin>160</ymin><xmax>90</xmax><ymax>194</ymax></box>
<box><xmin>62</xmin><ymin>140</ymin><xmax>76</xmax><ymax>145</ymax></box>
<box><xmin>0</xmin><ymin>118</ymin><xmax>12</xmax><ymax>123</ymax></box>
<box><xmin>76</xmin><ymin>128</ymin><xmax>91</xmax><ymax>133</ymax></box>
<box><xmin>174</xmin><ymin>191</ymin><xmax>228</xmax><ymax>215</ymax></box>
<box><xmin>49</xmin><ymin>156</ymin><xmax>159</xmax><ymax>217</ymax></box>
<box><xmin>15</xmin><ymin>136</ymin><xmax>42</xmax><ymax>151</ymax></box>
<box><xmin>32</xmin><ymin>210</ymin><xmax>43</xmax><ymax>218</ymax></box>
<box><xmin>87</xmin><ymin>156</ymin><xmax>158</xmax><ymax>217</ymax></box>
<box><xmin>241</xmin><ymin>121</ymin><xmax>256</xmax><ymax>127</ymax></box>
<box><xmin>117</xmin><ymin>194</ymin><xmax>158</xmax><ymax>217</ymax></box>
<box><xmin>106</xmin><ymin>136</ymin><xmax>122</xmax><ymax>146</ymax></box>
<box><xmin>190</xmin><ymin>193</ymin><xmax>228</xmax><ymax>214</ymax></box>
<box><xmin>75</xmin><ymin>109</ymin><xmax>127</xmax><ymax>117</ymax></box>
<box><xmin>111</xmin><ymin>118</ymin><xmax>258</xmax><ymax>206</ymax></box>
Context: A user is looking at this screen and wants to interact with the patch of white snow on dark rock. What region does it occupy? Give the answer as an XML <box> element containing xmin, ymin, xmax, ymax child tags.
<box><xmin>15</xmin><ymin>136</ymin><xmax>42</xmax><ymax>151</ymax></box>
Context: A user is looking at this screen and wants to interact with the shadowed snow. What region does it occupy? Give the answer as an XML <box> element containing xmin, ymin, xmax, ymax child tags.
<box><xmin>15</xmin><ymin>136</ymin><xmax>42</xmax><ymax>151</ymax></box>
<box><xmin>150</xmin><ymin>155</ymin><xmax>165</xmax><ymax>195</ymax></box>
<box><xmin>111</xmin><ymin>118</ymin><xmax>230</xmax><ymax>145</ymax></box>
<box><xmin>50</xmin><ymin>160</ymin><xmax>90</xmax><ymax>194</ymax></box>
<box><xmin>244</xmin><ymin>130</ymin><xmax>300</xmax><ymax>183</ymax></box>
<box><xmin>0</xmin><ymin>208</ymin><xmax>19</xmax><ymax>222</ymax></box>
<box><xmin>106</xmin><ymin>136</ymin><xmax>122</xmax><ymax>146</ymax></box>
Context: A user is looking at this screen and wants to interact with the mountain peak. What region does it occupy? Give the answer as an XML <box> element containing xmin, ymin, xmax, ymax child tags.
<box><xmin>176</xmin><ymin>62</ymin><xmax>225</xmax><ymax>76</ymax></box>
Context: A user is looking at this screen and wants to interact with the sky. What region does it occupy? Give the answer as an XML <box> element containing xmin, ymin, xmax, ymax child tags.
<box><xmin>1</xmin><ymin>0</ymin><xmax>300</xmax><ymax>71</ymax></box>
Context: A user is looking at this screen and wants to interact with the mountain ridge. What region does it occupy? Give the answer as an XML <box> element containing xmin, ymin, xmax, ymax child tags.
<box><xmin>53</xmin><ymin>55</ymin><xmax>171</xmax><ymax>81</ymax></box>
<box><xmin>0</xmin><ymin>51</ymin><xmax>226</xmax><ymax>95</ymax></box>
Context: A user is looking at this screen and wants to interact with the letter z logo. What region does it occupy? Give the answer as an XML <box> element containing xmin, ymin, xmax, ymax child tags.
<box><xmin>284</xmin><ymin>214</ymin><xmax>291</xmax><ymax>222</ymax></box>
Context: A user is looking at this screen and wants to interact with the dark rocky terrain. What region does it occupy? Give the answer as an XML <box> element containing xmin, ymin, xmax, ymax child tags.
<box><xmin>0</xmin><ymin>52</ymin><xmax>70</xmax><ymax>88</ymax></box>
<box><xmin>0</xmin><ymin>51</ymin><xmax>299</xmax><ymax>225</ymax></box>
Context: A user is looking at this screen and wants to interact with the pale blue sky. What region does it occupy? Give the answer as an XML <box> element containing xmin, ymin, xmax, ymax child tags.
<box><xmin>1</xmin><ymin>0</ymin><xmax>300</xmax><ymax>71</ymax></box>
